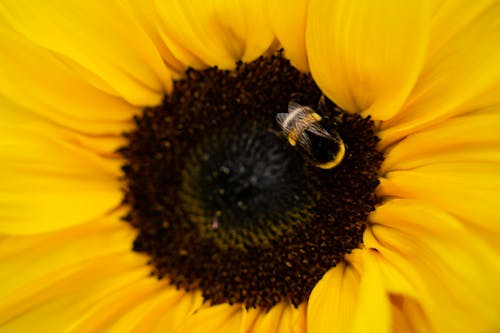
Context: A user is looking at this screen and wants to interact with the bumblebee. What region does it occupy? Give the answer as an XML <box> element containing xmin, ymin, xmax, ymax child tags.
<box><xmin>276</xmin><ymin>99</ymin><xmax>345</xmax><ymax>169</ymax></box>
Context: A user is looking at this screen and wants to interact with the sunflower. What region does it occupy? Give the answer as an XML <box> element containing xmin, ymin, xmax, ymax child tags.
<box><xmin>1</xmin><ymin>0</ymin><xmax>499</xmax><ymax>332</ymax></box>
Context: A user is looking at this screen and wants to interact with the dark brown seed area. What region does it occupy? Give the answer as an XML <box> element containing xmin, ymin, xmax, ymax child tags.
<box><xmin>120</xmin><ymin>53</ymin><xmax>384</xmax><ymax>309</ymax></box>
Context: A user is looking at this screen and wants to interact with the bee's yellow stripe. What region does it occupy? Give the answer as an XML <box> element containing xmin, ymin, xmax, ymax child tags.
<box><xmin>315</xmin><ymin>139</ymin><xmax>346</xmax><ymax>169</ymax></box>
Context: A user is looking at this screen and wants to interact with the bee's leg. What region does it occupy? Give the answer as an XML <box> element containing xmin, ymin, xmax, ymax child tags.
<box><xmin>317</xmin><ymin>95</ymin><xmax>343</xmax><ymax>119</ymax></box>
<box><xmin>317</xmin><ymin>95</ymin><xmax>327</xmax><ymax>113</ymax></box>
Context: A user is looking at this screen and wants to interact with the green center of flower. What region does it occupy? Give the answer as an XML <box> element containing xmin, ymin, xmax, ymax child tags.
<box><xmin>120</xmin><ymin>52</ymin><xmax>384</xmax><ymax>309</ymax></box>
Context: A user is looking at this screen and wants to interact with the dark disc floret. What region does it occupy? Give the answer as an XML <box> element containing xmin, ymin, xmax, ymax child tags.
<box><xmin>180</xmin><ymin>121</ymin><xmax>318</xmax><ymax>249</ymax></box>
<box><xmin>120</xmin><ymin>52</ymin><xmax>384</xmax><ymax>309</ymax></box>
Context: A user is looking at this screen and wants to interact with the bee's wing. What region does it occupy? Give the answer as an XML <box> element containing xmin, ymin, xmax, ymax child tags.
<box><xmin>277</xmin><ymin>102</ymin><xmax>309</xmax><ymax>131</ymax></box>
<box><xmin>295</xmin><ymin>132</ymin><xmax>312</xmax><ymax>154</ymax></box>
<box><xmin>306</xmin><ymin>122</ymin><xmax>334</xmax><ymax>140</ymax></box>
<box><xmin>288</xmin><ymin>101</ymin><xmax>305</xmax><ymax>113</ymax></box>
<box><xmin>276</xmin><ymin>113</ymin><xmax>290</xmax><ymax>131</ymax></box>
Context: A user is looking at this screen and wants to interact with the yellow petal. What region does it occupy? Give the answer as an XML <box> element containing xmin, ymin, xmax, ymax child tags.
<box><xmin>133</xmin><ymin>289</ymin><xmax>203</xmax><ymax>333</ymax></box>
<box><xmin>369</xmin><ymin>199</ymin><xmax>500</xmax><ymax>285</ymax></box>
<box><xmin>381</xmin><ymin>0</ymin><xmax>500</xmax><ymax>145</ymax></box>
<box><xmin>265</xmin><ymin>0</ymin><xmax>309</xmax><ymax>72</ymax></box>
<box><xmin>121</xmin><ymin>0</ymin><xmax>186</xmax><ymax>75</ymax></box>
<box><xmin>250</xmin><ymin>302</ymin><xmax>287</xmax><ymax>332</ymax></box>
<box><xmin>172</xmin><ymin>303</ymin><xmax>244</xmax><ymax>333</ymax></box>
<box><xmin>0</xmin><ymin>29</ymin><xmax>139</xmax><ymax>135</ymax></box>
<box><xmin>307</xmin><ymin>262</ymin><xmax>361</xmax><ymax>332</ymax></box>
<box><xmin>154</xmin><ymin>0</ymin><xmax>275</xmax><ymax>69</ymax></box>
<box><xmin>285</xmin><ymin>303</ymin><xmax>307</xmax><ymax>333</ymax></box>
<box><xmin>364</xmin><ymin>216</ymin><xmax>500</xmax><ymax>332</ymax></box>
<box><xmin>0</xmin><ymin>95</ymin><xmax>130</xmax><ymax>156</ymax></box>
<box><xmin>67</xmin><ymin>279</ymin><xmax>192</xmax><ymax>333</ymax></box>
<box><xmin>369</xmin><ymin>199</ymin><xmax>465</xmax><ymax>237</ymax></box>
<box><xmin>2</xmin><ymin>236</ymin><xmax>162</xmax><ymax>333</ymax></box>
<box><xmin>367</xmin><ymin>198</ymin><xmax>500</xmax><ymax>330</ymax></box>
<box><xmin>348</xmin><ymin>250</ymin><xmax>391</xmax><ymax>333</ymax></box>
<box><xmin>361</xmin><ymin>241</ymin><xmax>418</xmax><ymax>298</ymax></box>
<box><xmin>90</xmin><ymin>282</ymin><xmax>167</xmax><ymax>333</ymax></box>
<box><xmin>0</xmin><ymin>94</ymin><xmax>45</xmax><ymax>125</ymax></box>
<box><xmin>0</xmin><ymin>122</ymin><xmax>122</xmax><ymax>234</ymax></box>
<box><xmin>0</xmin><ymin>0</ymin><xmax>171</xmax><ymax>106</ymax></box>
<box><xmin>381</xmin><ymin>106</ymin><xmax>500</xmax><ymax>171</ymax></box>
<box><xmin>0</xmin><ymin>209</ymin><xmax>134</xmax><ymax>300</ymax></box>
<box><xmin>390</xmin><ymin>295</ymin><xmax>431</xmax><ymax>333</ymax></box>
<box><xmin>248</xmin><ymin>302</ymin><xmax>305</xmax><ymax>333</ymax></box>
<box><xmin>363</xmin><ymin>227</ymin><xmax>427</xmax><ymax>287</ymax></box>
<box><xmin>379</xmin><ymin>163</ymin><xmax>500</xmax><ymax>235</ymax></box>
<box><xmin>362</xmin><ymin>227</ymin><xmax>436</xmax><ymax>326</ymax></box>
<box><xmin>306</xmin><ymin>0</ymin><xmax>430</xmax><ymax>120</ymax></box>
<box><xmin>0</xmin><ymin>252</ymin><xmax>148</xmax><ymax>332</ymax></box>
<box><xmin>237</xmin><ymin>307</ymin><xmax>262</xmax><ymax>333</ymax></box>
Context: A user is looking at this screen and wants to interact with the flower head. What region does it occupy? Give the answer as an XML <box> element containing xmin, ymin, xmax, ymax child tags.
<box><xmin>1</xmin><ymin>0</ymin><xmax>499</xmax><ymax>332</ymax></box>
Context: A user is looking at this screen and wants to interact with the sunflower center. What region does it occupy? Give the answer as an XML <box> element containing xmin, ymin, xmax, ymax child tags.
<box><xmin>120</xmin><ymin>52</ymin><xmax>384</xmax><ymax>309</ymax></box>
<box><xmin>180</xmin><ymin>121</ymin><xmax>317</xmax><ymax>249</ymax></box>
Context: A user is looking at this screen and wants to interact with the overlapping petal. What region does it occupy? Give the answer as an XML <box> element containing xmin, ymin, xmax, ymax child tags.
<box><xmin>154</xmin><ymin>0</ymin><xmax>275</xmax><ymax>69</ymax></box>
<box><xmin>65</xmin><ymin>280</ymin><xmax>203</xmax><ymax>333</ymax></box>
<box><xmin>0</xmin><ymin>210</ymin><xmax>204</xmax><ymax>333</ymax></box>
<box><xmin>380</xmin><ymin>0</ymin><xmax>500</xmax><ymax>146</ymax></box>
<box><xmin>0</xmin><ymin>29</ymin><xmax>139</xmax><ymax>136</ymax></box>
<box><xmin>381</xmin><ymin>106</ymin><xmax>500</xmax><ymax>172</ymax></box>
<box><xmin>379</xmin><ymin>163</ymin><xmax>500</xmax><ymax>236</ymax></box>
<box><xmin>307</xmin><ymin>262</ymin><xmax>360</xmax><ymax>332</ymax></box>
<box><xmin>389</xmin><ymin>295</ymin><xmax>430</xmax><ymax>333</ymax></box>
<box><xmin>0</xmin><ymin>209</ymin><xmax>134</xmax><ymax>299</ymax></box>
<box><xmin>173</xmin><ymin>304</ymin><xmax>247</xmax><ymax>333</ymax></box>
<box><xmin>0</xmin><ymin>252</ymin><xmax>148</xmax><ymax>332</ymax></box>
<box><xmin>366</xmin><ymin>199</ymin><xmax>500</xmax><ymax>332</ymax></box>
<box><xmin>0</xmin><ymin>0</ymin><xmax>171</xmax><ymax>106</ymax></box>
<box><xmin>266</xmin><ymin>0</ymin><xmax>309</xmax><ymax>72</ymax></box>
<box><xmin>306</xmin><ymin>0</ymin><xmax>430</xmax><ymax>120</ymax></box>
<box><xmin>248</xmin><ymin>303</ymin><xmax>304</xmax><ymax>333</ymax></box>
<box><xmin>308</xmin><ymin>250</ymin><xmax>392</xmax><ymax>333</ymax></box>
<box><xmin>0</xmin><ymin>121</ymin><xmax>122</xmax><ymax>234</ymax></box>
<box><xmin>121</xmin><ymin>0</ymin><xmax>186</xmax><ymax>75</ymax></box>
<box><xmin>129</xmin><ymin>289</ymin><xmax>203</xmax><ymax>333</ymax></box>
